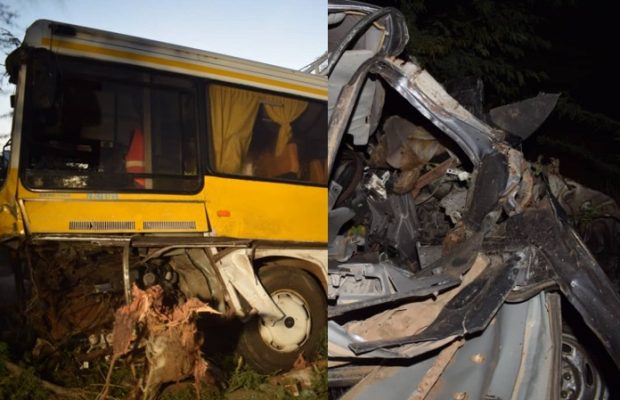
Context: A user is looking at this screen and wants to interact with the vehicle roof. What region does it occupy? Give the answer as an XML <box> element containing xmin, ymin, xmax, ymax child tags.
<box><xmin>21</xmin><ymin>19</ymin><xmax>327</xmax><ymax>100</ymax></box>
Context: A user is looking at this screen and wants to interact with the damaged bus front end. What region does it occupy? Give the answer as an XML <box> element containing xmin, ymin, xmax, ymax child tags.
<box><xmin>327</xmin><ymin>2</ymin><xmax>620</xmax><ymax>398</ymax></box>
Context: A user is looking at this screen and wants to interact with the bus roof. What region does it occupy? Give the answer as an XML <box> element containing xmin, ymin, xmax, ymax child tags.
<box><xmin>21</xmin><ymin>19</ymin><xmax>327</xmax><ymax>100</ymax></box>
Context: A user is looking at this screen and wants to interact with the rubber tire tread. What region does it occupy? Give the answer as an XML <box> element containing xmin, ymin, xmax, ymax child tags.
<box><xmin>237</xmin><ymin>266</ymin><xmax>326</xmax><ymax>374</ymax></box>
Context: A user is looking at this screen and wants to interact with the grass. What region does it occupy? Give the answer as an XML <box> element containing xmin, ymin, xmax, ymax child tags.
<box><xmin>0</xmin><ymin>342</ymin><xmax>51</xmax><ymax>400</ymax></box>
<box><xmin>159</xmin><ymin>352</ymin><xmax>328</xmax><ymax>400</ymax></box>
<box><xmin>0</xmin><ymin>323</ymin><xmax>328</xmax><ymax>400</ymax></box>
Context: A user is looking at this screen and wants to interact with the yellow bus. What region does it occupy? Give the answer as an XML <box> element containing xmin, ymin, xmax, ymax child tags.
<box><xmin>0</xmin><ymin>20</ymin><xmax>327</xmax><ymax>373</ymax></box>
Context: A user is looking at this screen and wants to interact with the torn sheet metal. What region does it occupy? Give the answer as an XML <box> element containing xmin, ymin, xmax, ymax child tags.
<box><xmin>507</xmin><ymin>198</ymin><xmax>620</xmax><ymax>368</ymax></box>
<box><xmin>335</xmin><ymin>293</ymin><xmax>559</xmax><ymax>400</ymax></box>
<box><xmin>489</xmin><ymin>93</ymin><xmax>560</xmax><ymax>140</ymax></box>
<box><xmin>329</xmin><ymin>254</ymin><xmax>488</xmax><ymax>359</ymax></box>
<box><xmin>348</xmin><ymin>253</ymin><xmax>522</xmax><ymax>354</ymax></box>
<box><xmin>328</xmin><ymin>2</ymin><xmax>619</xmax><ymax>398</ymax></box>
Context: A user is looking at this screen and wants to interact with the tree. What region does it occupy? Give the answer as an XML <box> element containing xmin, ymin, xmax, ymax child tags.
<box><xmin>395</xmin><ymin>0</ymin><xmax>620</xmax><ymax>200</ymax></box>
<box><xmin>0</xmin><ymin>2</ymin><xmax>19</xmax><ymax>56</ymax></box>
<box><xmin>0</xmin><ymin>2</ymin><xmax>19</xmax><ymax>143</ymax></box>
<box><xmin>400</xmin><ymin>0</ymin><xmax>552</xmax><ymax>108</ymax></box>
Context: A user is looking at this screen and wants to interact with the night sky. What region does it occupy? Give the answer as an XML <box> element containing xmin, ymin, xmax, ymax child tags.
<box><xmin>537</xmin><ymin>0</ymin><xmax>617</xmax><ymax>117</ymax></box>
<box><xmin>527</xmin><ymin>0</ymin><xmax>620</xmax><ymax>197</ymax></box>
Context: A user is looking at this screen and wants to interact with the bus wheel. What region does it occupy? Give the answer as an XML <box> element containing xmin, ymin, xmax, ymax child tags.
<box><xmin>237</xmin><ymin>266</ymin><xmax>326</xmax><ymax>374</ymax></box>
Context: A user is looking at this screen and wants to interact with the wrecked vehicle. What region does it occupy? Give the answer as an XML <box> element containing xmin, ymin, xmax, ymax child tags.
<box><xmin>0</xmin><ymin>19</ymin><xmax>328</xmax><ymax>384</ymax></box>
<box><xmin>327</xmin><ymin>1</ymin><xmax>620</xmax><ymax>399</ymax></box>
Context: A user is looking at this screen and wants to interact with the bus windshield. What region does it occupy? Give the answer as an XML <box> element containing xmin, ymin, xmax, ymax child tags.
<box><xmin>22</xmin><ymin>55</ymin><xmax>201</xmax><ymax>193</ymax></box>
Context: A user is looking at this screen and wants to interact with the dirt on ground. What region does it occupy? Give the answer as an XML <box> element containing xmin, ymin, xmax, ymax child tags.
<box><xmin>0</xmin><ymin>280</ymin><xmax>327</xmax><ymax>400</ymax></box>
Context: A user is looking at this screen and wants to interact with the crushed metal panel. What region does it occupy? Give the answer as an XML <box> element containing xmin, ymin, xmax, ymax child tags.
<box><xmin>507</xmin><ymin>199</ymin><xmax>620</xmax><ymax>368</ymax></box>
<box><xmin>328</xmin><ymin>49</ymin><xmax>384</xmax><ymax>145</ymax></box>
<box><xmin>338</xmin><ymin>292</ymin><xmax>558</xmax><ymax>400</ymax></box>
<box><xmin>489</xmin><ymin>93</ymin><xmax>560</xmax><ymax>140</ymax></box>
<box><xmin>327</xmin><ymin>2</ymin><xmax>619</xmax><ymax>398</ymax></box>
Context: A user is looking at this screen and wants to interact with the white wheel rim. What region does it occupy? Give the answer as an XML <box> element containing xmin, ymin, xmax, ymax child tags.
<box><xmin>258</xmin><ymin>289</ymin><xmax>311</xmax><ymax>353</ymax></box>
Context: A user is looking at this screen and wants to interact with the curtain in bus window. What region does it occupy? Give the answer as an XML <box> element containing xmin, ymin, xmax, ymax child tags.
<box><xmin>209</xmin><ymin>85</ymin><xmax>260</xmax><ymax>173</ymax></box>
<box><xmin>262</xmin><ymin>95</ymin><xmax>308</xmax><ymax>156</ymax></box>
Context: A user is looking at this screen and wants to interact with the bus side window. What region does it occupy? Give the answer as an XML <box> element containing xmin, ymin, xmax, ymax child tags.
<box><xmin>207</xmin><ymin>84</ymin><xmax>327</xmax><ymax>185</ymax></box>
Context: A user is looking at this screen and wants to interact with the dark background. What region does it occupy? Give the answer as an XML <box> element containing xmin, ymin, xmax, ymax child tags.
<box><xmin>368</xmin><ymin>0</ymin><xmax>620</xmax><ymax>200</ymax></box>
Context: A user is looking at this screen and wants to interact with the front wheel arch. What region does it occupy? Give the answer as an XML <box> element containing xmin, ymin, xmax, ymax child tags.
<box><xmin>237</xmin><ymin>264</ymin><xmax>327</xmax><ymax>374</ymax></box>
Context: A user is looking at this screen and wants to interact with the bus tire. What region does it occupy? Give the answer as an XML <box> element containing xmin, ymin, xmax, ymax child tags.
<box><xmin>237</xmin><ymin>266</ymin><xmax>326</xmax><ymax>374</ymax></box>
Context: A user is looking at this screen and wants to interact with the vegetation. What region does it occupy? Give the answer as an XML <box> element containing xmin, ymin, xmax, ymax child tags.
<box><xmin>0</xmin><ymin>3</ymin><xmax>19</xmax><ymax>53</ymax></box>
<box><xmin>394</xmin><ymin>0</ymin><xmax>620</xmax><ymax>200</ymax></box>
<box><xmin>401</xmin><ymin>0</ymin><xmax>551</xmax><ymax>107</ymax></box>
<box><xmin>0</xmin><ymin>338</ymin><xmax>327</xmax><ymax>400</ymax></box>
<box><xmin>0</xmin><ymin>1</ymin><xmax>18</xmax><ymax>144</ymax></box>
